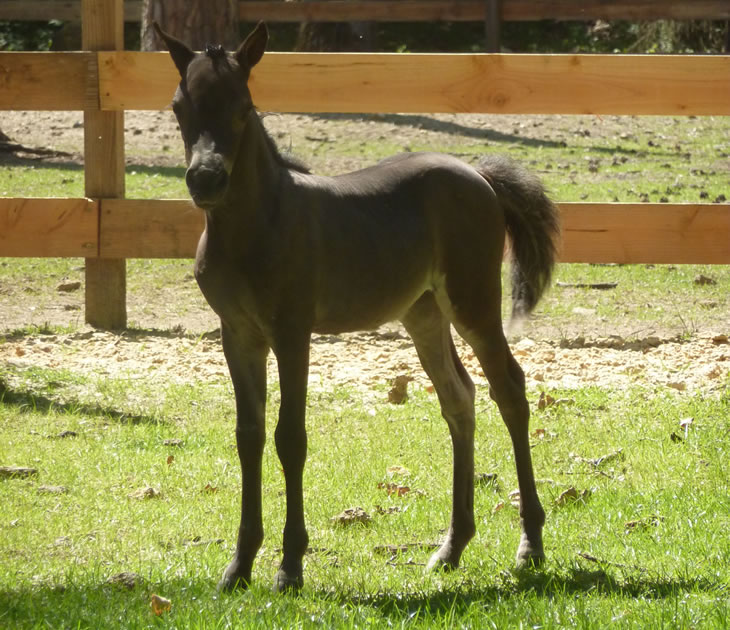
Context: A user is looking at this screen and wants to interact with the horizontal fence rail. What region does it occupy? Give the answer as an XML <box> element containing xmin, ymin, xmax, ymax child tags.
<box><xmin>2</xmin><ymin>199</ymin><xmax>728</xmax><ymax>265</ymax></box>
<box><xmin>100</xmin><ymin>51</ymin><xmax>730</xmax><ymax>116</ymax></box>
<box><xmin>1</xmin><ymin>0</ymin><xmax>729</xmax><ymax>23</ymax></box>
<box><xmin>2</xmin><ymin>51</ymin><xmax>729</xmax><ymax>116</ymax></box>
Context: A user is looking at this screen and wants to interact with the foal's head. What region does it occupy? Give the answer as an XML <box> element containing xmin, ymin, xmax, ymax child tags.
<box><xmin>154</xmin><ymin>22</ymin><xmax>268</xmax><ymax>209</ymax></box>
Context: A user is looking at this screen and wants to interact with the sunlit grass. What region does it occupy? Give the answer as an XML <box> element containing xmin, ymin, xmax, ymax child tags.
<box><xmin>1</xmin><ymin>363</ymin><xmax>728</xmax><ymax>628</ymax></box>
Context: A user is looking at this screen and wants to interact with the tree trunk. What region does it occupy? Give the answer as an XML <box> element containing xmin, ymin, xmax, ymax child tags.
<box><xmin>140</xmin><ymin>0</ymin><xmax>239</xmax><ymax>51</ymax></box>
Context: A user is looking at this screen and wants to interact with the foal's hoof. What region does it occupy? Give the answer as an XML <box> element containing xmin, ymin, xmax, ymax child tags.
<box><xmin>426</xmin><ymin>549</ymin><xmax>460</xmax><ymax>573</ymax></box>
<box><xmin>514</xmin><ymin>536</ymin><xmax>545</xmax><ymax>570</ymax></box>
<box><xmin>272</xmin><ymin>569</ymin><xmax>303</xmax><ymax>594</ymax></box>
<box><xmin>217</xmin><ymin>564</ymin><xmax>251</xmax><ymax>592</ymax></box>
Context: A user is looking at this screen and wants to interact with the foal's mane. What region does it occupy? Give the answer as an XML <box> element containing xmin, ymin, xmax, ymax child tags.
<box><xmin>257</xmin><ymin>111</ymin><xmax>311</xmax><ymax>174</ymax></box>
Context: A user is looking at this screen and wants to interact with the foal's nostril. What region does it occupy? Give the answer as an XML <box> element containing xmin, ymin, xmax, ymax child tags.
<box><xmin>186</xmin><ymin>166</ymin><xmax>229</xmax><ymax>204</ymax></box>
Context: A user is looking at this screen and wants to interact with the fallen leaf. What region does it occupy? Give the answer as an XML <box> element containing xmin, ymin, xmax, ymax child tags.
<box><xmin>493</xmin><ymin>501</ymin><xmax>506</xmax><ymax>513</ymax></box>
<box><xmin>150</xmin><ymin>593</ymin><xmax>172</xmax><ymax>616</ymax></box>
<box><xmin>694</xmin><ymin>274</ymin><xmax>717</xmax><ymax>286</ymax></box>
<box><xmin>667</xmin><ymin>381</ymin><xmax>687</xmax><ymax>392</ymax></box>
<box><xmin>388</xmin><ymin>375</ymin><xmax>412</xmax><ymax>404</ymax></box>
<box><xmin>625</xmin><ymin>515</ymin><xmax>664</xmax><ymax>531</ymax></box>
<box><xmin>57</xmin><ymin>281</ymin><xmax>81</xmax><ymax>293</ymax></box>
<box><xmin>386</xmin><ymin>465</ymin><xmax>410</xmax><ymax>478</ymax></box>
<box><xmin>106</xmin><ymin>572</ymin><xmax>144</xmax><ymax>589</ymax></box>
<box><xmin>712</xmin><ymin>334</ymin><xmax>728</xmax><ymax>345</ymax></box>
<box><xmin>128</xmin><ymin>486</ymin><xmax>161</xmax><ymax>500</ymax></box>
<box><xmin>374</xmin><ymin>505</ymin><xmax>402</xmax><ymax>516</ymax></box>
<box><xmin>531</xmin><ymin>428</ymin><xmax>546</xmax><ymax>439</ymax></box>
<box><xmin>38</xmin><ymin>485</ymin><xmax>67</xmax><ymax>494</ymax></box>
<box><xmin>14</xmin><ymin>346</ymin><xmax>25</xmax><ymax>357</ymax></box>
<box><xmin>163</xmin><ymin>439</ymin><xmax>184</xmax><ymax>447</ymax></box>
<box><xmin>0</xmin><ymin>466</ymin><xmax>38</xmax><ymax>479</ymax></box>
<box><xmin>378</xmin><ymin>482</ymin><xmax>410</xmax><ymax>497</ymax></box>
<box><xmin>331</xmin><ymin>507</ymin><xmax>372</xmax><ymax>526</ymax></box>
<box><xmin>537</xmin><ymin>392</ymin><xmax>554</xmax><ymax>410</ymax></box>
<box><xmin>202</xmin><ymin>483</ymin><xmax>218</xmax><ymax>494</ymax></box>
<box><xmin>508</xmin><ymin>489</ymin><xmax>521</xmax><ymax>508</ymax></box>
<box><xmin>166</xmin><ymin>455</ymin><xmax>175</xmax><ymax>466</ymax></box>
<box><xmin>555</xmin><ymin>487</ymin><xmax>591</xmax><ymax>506</ymax></box>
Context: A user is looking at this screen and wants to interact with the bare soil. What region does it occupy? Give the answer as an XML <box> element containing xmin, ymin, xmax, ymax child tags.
<box><xmin>1</xmin><ymin>111</ymin><xmax>728</xmax><ymax>396</ymax></box>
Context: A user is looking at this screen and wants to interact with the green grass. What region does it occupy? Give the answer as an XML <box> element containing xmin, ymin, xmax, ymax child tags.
<box><xmin>1</xmin><ymin>362</ymin><xmax>729</xmax><ymax>628</ymax></box>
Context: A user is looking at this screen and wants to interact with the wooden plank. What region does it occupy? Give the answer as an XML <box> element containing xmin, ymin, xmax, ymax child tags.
<box><xmin>237</xmin><ymin>0</ymin><xmax>730</xmax><ymax>23</ymax></box>
<box><xmin>0</xmin><ymin>52</ymin><xmax>96</xmax><ymax>111</ymax></box>
<box><xmin>1</xmin><ymin>0</ymin><xmax>728</xmax><ymax>23</ymax></box>
<box><xmin>99</xmin><ymin>51</ymin><xmax>730</xmax><ymax>116</ymax></box>
<box><xmin>82</xmin><ymin>0</ymin><xmax>126</xmax><ymax>330</ymax></box>
<box><xmin>99</xmin><ymin>199</ymin><xmax>204</xmax><ymax>259</ymax></box>
<box><xmin>559</xmin><ymin>203</ymin><xmax>730</xmax><ymax>264</ymax></box>
<box><xmin>98</xmin><ymin>199</ymin><xmax>730</xmax><ymax>264</ymax></box>
<box><xmin>0</xmin><ymin>198</ymin><xmax>98</xmax><ymax>258</ymax></box>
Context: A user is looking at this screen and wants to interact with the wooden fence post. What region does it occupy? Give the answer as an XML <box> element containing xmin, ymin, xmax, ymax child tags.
<box><xmin>485</xmin><ymin>0</ymin><xmax>502</xmax><ymax>52</ymax></box>
<box><xmin>82</xmin><ymin>0</ymin><xmax>127</xmax><ymax>329</ymax></box>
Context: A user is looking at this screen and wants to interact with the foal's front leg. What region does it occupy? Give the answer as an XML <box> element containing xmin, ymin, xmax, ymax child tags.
<box><xmin>217</xmin><ymin>324</ymin><xmax>269</xmax><ymax>592</ymax></box>
<box><xmin>272</xmin><ymin>332</ymin><xmax>311</xmax><ymax>593</ymax></box>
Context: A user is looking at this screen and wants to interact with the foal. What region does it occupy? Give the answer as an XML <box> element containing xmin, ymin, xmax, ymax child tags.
<box><xmin>155</xmin><ymin>21</ymin><xmax>560</xmax><ymax>593</ymax></box>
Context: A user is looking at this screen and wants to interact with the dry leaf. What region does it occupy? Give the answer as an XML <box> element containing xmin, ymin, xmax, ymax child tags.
<box><xmin>625</xmin><ymin>515</ymin><xmax>664</xmax><ymax>531</ymax></box>
<box><xmin>0</xmin><ymin>466</ymin><xmax>38</xmax><ymax>479</ymax></box>
<box><xmin>555</xmin><ymin>487</ymin><xmax>591</xmax><ymax>506</ymax></box>
<box><xmin>128</xmin><ymin>486</ymin><xmax>161</xmax><ymax>500</ymax></box>
<box><xmin>694</xmin><ymin>274</ymin><xmax>717</xmax><ymax>286</ymax></box>
<box><xmin>202</xmin><ymin>483</ymin><xmax>218</xmax><ymax>494</ymax></box>
<box><xmin>712</xmin><ymin>334</ymin><xmax>728</xmax><ymax>345</ymax></box>
<box><xmin>57</xmin><ymin>281</ymin><xmax>81</xmax><ymax>293</ymax></box>
<box><xmin>331</xmin><ymin>507</ymin><xmax>371</xmax><ymax>526</ymax></box>
<box><xmin>386</xmin><ymin>465</ymin><xmax>410</xmax><ymax>478</ymax></box>
<box><xmin>150</xmin><ymin>593</ymin><xmax>172</xmax><ymax>616</ymax></box>
<box><xmin>166</xmin><ymin>455</ymin><xmax>175</xmax><ymax>466</ymax></box>
<box><xmin>14</xmin><ymin>346</ymin><xmax>26</xmax><ymax>357</ymax></box>
<box><xmin>493</xmin><ymin>501</ymin><xmax>506</xmax><ymax>513</ymax></box>
<box><xmin>388</xmin><ymin>375</ymin><xmax>412</xmax><ymax>404</ymax></box>
<box><xmin>378</xmin><ymin>482</ymin><xmax>410</xmax><ymax>497</ymax></box>
<box><xmin>531</xmin><ymin>428</ymin><xmax>546</xmax><ymax>439</ymax></box>
<box><xmin>38</xmin><ymin>485</ymin><xmax>67</xmax><ymax>494</ymax></box>
<box><xmin>508</xmin><ymin>489</ymin><xmax>521</xmax><ymax>508</ymax></box>
<box><xmin>106</xmin><ymin>572</ymin><xmax>144</xmax><ymax>590</ymax></box>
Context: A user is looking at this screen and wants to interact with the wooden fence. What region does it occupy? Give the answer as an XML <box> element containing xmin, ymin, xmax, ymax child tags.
<box><xmin>2</xmin><ymin>0</ymin><xmax>730</xmax><ymax>23</ymax></box>
<box><xmin>0</xmin><ymin>0</ymin><xmax>729</xmax><ymax>328</ymax></box>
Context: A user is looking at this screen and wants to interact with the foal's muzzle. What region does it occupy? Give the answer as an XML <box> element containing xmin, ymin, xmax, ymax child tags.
<box><xmin>186</xmin><ymin>163</ymin><xmax>229</xmax><ymax>208</ymax></box>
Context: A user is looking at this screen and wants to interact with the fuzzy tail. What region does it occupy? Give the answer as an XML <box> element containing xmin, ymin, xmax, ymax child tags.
<box><xmin>477</xmin><ymin>155</ymin><xmax>560</xmax><ymax>327</ymax></box>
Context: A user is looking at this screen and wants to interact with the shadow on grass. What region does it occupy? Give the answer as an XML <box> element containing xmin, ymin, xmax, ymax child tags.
<box><xmin>0</xmin><ymin>568</ymin><xmax>723</xmax><ymax>628</ymax></box>
<box><xmin>0</xmin><ymin>375</ymin><xmax>160</xmax><ymax>425</ymax></box>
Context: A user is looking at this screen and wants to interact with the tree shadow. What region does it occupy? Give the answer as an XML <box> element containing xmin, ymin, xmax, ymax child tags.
<box><xmin>0</xmin><ymin>373</ymin><xmax>160</xmax><ymax>425</ymax></box>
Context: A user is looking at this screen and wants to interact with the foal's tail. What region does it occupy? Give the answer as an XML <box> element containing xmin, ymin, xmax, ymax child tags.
<box><xmin>476</xmin><ymin>155</ymin><xmax>561</xmax><ymax>326</ymax></box>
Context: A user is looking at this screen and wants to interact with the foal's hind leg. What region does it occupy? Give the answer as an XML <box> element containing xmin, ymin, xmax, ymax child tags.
<box><xmin>459</xmin><ymin>321</ymin><xmax>546</xmax><ymax>568</ymax></box>
<box><xmin>402</xmin><ymin>293</ymin><xmax>477</xmax><ymax>571</ymax></box>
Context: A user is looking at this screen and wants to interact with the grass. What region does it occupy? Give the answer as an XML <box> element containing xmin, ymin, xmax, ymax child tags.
<box><xmin>1</xmin><ymin>362</ymin><xmax>729</xmax><ymax>628</ymax></box>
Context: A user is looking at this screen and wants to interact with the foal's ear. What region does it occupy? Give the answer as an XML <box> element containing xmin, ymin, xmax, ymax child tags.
<box><xmin>153</xmin><ymin>22</ymin><xmax>195</xmax><ymax>78</ymax></box>
<box><xmin>236</xmin><ymin>22</ymin><xmax>268</xmax><ymax>70</ymax></box>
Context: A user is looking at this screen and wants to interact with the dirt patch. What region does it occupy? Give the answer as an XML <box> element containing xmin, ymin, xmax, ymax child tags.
<box><xmin>1</xmin><ymin>110</ymin><xmax>729</xmax><ymax>396</ymax></box>
<box><xmin>2</xmin><ymin>327</ymin><xmax>728</xmax><ymax>397</ymax></box>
